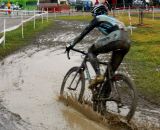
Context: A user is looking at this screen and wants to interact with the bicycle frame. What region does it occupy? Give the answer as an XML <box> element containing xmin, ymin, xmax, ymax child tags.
<box><xmin>64</xmin><ymin>48</ymin><xmax>137</xmax><ymax>122</ymax></box>
<box><xmin>67</xmin><ymin>48</ymin><xmax>113</xmax><ymax>99</ymax></box>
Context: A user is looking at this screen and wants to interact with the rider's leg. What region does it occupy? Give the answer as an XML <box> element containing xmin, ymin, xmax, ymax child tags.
<box><xmin>88</xmin><ymin>45</ymin><xmax>104</xmax><ymax>89</ymax></box>
<box><xmin>93</xmin><ymin>39</ymin><xmax>130</xmax><ymax>97</ymax></box>
<box><xmin>88</xmin><ymin>45</ymin><xmax>100</xmax><ymax>75</ymax></box>
<box><xmin>104</xmin><ymin>41</ymin><xmax>130</xmax><ymax>98</ymax></box>
<box><xmin>93</xmin><ymin>30</ymin><xmax>131</xmax><ymax>75</ymax></box>
<box><xmin>101</xmin><ymin>47</ymin><xmax>130</xmax><ymax>98</ymax></box>
<box><xmin>88</xmin><ymin>30</ymin><xmax>131</xmax><ymax>89</ymax></box>
<box><xmin>110</xmin><ymin>50</ymin><xmax>129</xmax><ymax>72</ymax></box>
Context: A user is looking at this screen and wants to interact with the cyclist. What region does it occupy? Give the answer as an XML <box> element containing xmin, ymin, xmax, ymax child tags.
<box><xmin>66</xmin><ymin>4</ymin><xmax>131</xmax><ymax>93</ymax></box>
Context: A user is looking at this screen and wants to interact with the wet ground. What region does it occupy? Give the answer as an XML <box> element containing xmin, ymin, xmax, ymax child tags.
<box><xmin>0</xmin><ymin>20</ymin><xmax>160</xmax><ymax>130</ymax></box>
<box><xmin>0</xmin><ymin>42</ymin><xmax>109</xmax><ymax>130</ymax></box>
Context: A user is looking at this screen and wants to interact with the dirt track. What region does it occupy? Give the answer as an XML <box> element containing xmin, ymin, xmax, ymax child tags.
<box><xmin>0</xmin><ymin>20</ymin><xmax>110</xmax><ymax>130</ymax></box>
<box><xmin>0</xmin><ymin>20</ymin><xmax>160</xmax><ymax>130</ymax></box>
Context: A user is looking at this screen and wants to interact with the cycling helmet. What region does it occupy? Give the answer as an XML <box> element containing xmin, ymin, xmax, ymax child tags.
<box><xmin>91</xmin><ymin>4</ymin><xmax>108</xmax><ymax>16</ymax></box>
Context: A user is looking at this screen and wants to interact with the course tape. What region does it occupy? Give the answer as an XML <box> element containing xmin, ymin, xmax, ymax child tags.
<box><xmin>0</xmin><ymin>12</ymin><xmax>47</xmax><ymax>45</ymax></box>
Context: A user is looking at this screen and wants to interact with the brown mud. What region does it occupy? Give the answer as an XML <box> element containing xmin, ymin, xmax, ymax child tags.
<box><xmin>48</xmin><ymin>20</ymin><xmax>160</xmax><ymax>130</ymax></box>
<box><xmin>0</xmin><ymin>19</ymin><xmax>159</xmax><ymax>130</ymax></box>
<box><xmin>59</xmin><ymin>95</ymin><xmax>137</xmax><ymax>130</ymax></box>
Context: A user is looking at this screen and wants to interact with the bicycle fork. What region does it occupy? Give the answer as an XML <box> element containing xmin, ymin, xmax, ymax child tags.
<box><xmin>67</xmin><ymin>68</ymin><xmax>83</xmax><ymax>91</ymax></box>
<box><xmin>67</xmin><ymin>60</ymin><xmax>88</xmax><ymax>90</ymax></box>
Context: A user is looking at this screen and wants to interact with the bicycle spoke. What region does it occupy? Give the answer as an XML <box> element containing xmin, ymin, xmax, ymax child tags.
<box><xmin>105</xmin><ymin>74</ymin><xmax>137</xmax><ymax>121</ymax></box>
<box><xmin>67</xmin><ymin>72</ymin><xmax>79</xmax><ymax>90</ymax></box>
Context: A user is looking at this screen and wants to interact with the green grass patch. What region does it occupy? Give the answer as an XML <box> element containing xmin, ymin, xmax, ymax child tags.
<box><xmin>57</xmin><ymin>15</ymin><xmax>93</xmax><ymax>21</ymax></box>
<box><xmin>0</xmin><ymin>18</ymin><xmax>54</xmax><ymax>59</ymax></box>
<box><xmin>117</xmin><ymin>13</ymin><xmax>160</xmax><ymax>104</ymax></box>
<box><xmin>25</xmin><ymin>5</ymin><xmax>37</xmax><ymax>10</ymax></box>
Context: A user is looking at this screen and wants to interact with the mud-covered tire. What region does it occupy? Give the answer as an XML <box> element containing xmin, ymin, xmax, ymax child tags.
<box><xmin>92</xmin><ymin>87</ymin><xmax>107</xmax><ymax>115</ymax></box>
<box><xmin>60</xmin><ymin>67</ymin><xmax>85</xmax><ymax>103</ymax></box>
<box><xmin>97</xmin><ymin>101</ymin><xmax>107</xmax><ymax>116</ymax></box>
<box><xmin>107</xmin><ymin>73</ymin><xmax>137</xmax><ymax>122</ymax></box>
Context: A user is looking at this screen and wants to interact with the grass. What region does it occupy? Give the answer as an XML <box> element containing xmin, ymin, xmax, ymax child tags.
<box><xmin>57</xmin><ymin>13</ymin><xmax>160</xmax><ymax>104</ymax></box>
<box><xmin>0</xmin><ymin>18</ymin><xmax>54</xmax><ymax>59</ymax></box>
<box><xmin>56</xmin><ymin>14</ymin><xmax>92</xmax><ymax>21</ymax></box>
<box><xmin>116</xmin><ymin>13</ymin><xmax>160</xmax><ymax>104</ymax></box>
<box><xmin>25</xmin><ymin>5</ymin><xmax>37</xmax><ymax>10</ymax></box>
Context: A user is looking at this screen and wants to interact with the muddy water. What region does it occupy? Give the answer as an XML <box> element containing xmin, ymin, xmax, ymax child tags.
<box><xmin>0</xmin><ymin>46</ymin><xmax>111</xmax><ymax>130</ymax></box>
<box><xmin>0</xmin><ymin>20</ymin><xmax>160</xmax><ymax>130</ymax></box>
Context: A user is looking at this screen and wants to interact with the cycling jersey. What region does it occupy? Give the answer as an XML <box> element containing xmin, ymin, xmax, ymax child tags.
<box><xmin>71</xmin><ymin>14</ymin><xmax>130</xmax><ymax>79</ymax></box>
<box><xmin>72</xmin><ymin>15</ymin><xmax>127</xmax><ymax>46</ymax></box>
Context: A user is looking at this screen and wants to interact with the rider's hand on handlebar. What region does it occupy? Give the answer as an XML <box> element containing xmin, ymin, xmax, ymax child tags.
<box><xmin>66</xmin><ymin>43</ymin><xmax>74</xmax><ymax>52</ymax></box>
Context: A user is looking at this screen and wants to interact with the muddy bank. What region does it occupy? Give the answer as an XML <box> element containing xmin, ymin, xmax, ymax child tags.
<box><xmin>0</xmin><ymin>102</ymin><xmax>31</xmax><ymax>130</ymax></box>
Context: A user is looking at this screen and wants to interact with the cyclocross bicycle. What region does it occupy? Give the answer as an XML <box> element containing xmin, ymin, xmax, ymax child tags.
<box><xmin>60</xmin><ymin>48</ymin><xmax>137</xmax><ymax>122</ymax></box>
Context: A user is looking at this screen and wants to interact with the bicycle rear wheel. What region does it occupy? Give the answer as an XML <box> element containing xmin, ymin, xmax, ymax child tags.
<box><xmin>106</xmin><ymin>73</ymin><xmax>137</xmax><ymax>122</ymax></box>
<box><xmin>60</xmin><ymin>67</ymin><xmax>85</xmax><ymax>103</ymax></box>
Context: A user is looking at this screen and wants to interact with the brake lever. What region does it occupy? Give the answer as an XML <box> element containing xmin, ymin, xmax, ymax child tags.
<box><xmin>65</xmin><ymin>43</ymin><xmax>72</xmax><ymax>59</ymax></box>
<box><xmin>66</xmin><ymin>50</ymin><xmax>70</xmax><ymax>59</ymax></box>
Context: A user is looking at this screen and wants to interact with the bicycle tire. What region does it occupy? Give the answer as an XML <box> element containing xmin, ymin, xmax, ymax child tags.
<box><xmin>60</xmin><ymin>67</ymin><xmax>85</xmax><ymax>103</ymax></box>
<box><xmin>92</xmin><ymin>85</ymin><xmax>107</xmax><ymax>115</ymax></box>
<box><xmin>102</xmin><ymin>73</ymin><xmax>137</xmax><ymax>122</ymax></box>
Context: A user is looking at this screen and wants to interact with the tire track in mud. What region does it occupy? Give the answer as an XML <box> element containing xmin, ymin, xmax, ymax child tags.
<box><xmin>0</xmin><ymin>102</ymin><xmax>32</xmax><ymax>130</ymax></box>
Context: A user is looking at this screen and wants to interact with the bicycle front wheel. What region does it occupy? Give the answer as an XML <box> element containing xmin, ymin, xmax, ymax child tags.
<box><xmin>106</xmin><ymin>73</ymin><xmax>137</xmax><ymax>122</ymax></box>
<box><xmin>60</xmin><ymin>67</ymin><xmax>85</xmax><ymax>103</ymax></box>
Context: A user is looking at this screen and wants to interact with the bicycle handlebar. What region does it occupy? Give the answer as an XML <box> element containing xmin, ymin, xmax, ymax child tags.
<box><xmin>66</xmin><ymin>48</ymin><xmax>87</xmax><ymax>59</ymax></box>
<box><xmin>66</xmin><ymin>48</ymin><xmax>108</xmax><ymax>65</ymax></box>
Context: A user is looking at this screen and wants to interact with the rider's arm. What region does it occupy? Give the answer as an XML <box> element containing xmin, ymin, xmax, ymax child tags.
<box><xmin>71</xmin><ymin>18</ymin><xmax>99</xmax><ymax>47</ymax></box>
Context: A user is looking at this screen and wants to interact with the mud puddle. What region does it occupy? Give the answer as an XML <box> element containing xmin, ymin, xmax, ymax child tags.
<box><xmin>45</xmin><ymin>20</ymin><xmax>160</xmax><ymax>130</ymax></box>
<box><xmin>0</xmin><ymin>46</ymin><xmax>112</xmax><ymax>130</ymax></box>
<box><xmin>0</xmin><ymin>19</ymin><xmax>159</xmax><ymax>130</ymax></box>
